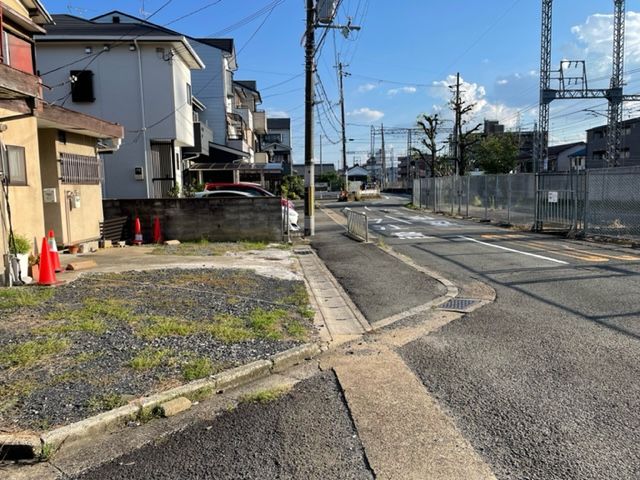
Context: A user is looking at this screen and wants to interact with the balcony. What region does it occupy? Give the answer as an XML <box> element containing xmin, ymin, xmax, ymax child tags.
<box><xmin>233</xmin><ymin>106</ymin><xmax>253</xmax><ymax>131</ymax></box>
<box><xmin>254</xmin><ymin>152</ymin><xmax>269</xmax><ymax>164</ymax></box>
<box><xmin>254</xmin><ymin>110</ymin><xmax>267</xmax><ymax>135</ymax></box>
<box><xmin>0</xmin><ymin>63</ymin><xmax>41</xmax><ymax>100</ymax></box>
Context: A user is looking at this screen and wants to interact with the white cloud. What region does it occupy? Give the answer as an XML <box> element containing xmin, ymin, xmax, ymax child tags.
<box><xmin>347</xmin><ymin>107</ymin><xmax>385</xmax><ymax>122</ymax></box>
<box><xmin>570</xmin><ymin>11</ymin><xmax>640</xmax><ymax>76</ymax></box>
<box><xmin>497</xmin><ymin>79</ymin><xmax>509</xmax><ymax>85</ymax></box>
<box><xmin>357</xmin><ymin>83</ymin><xmax>377</xmax><ymax>93</ymax></box>
<box><xmin>387</xmin><ymin>86</ymin><xmax>417</xmax><ymax>96</ymax></box>
<box><xmin>432</xmin><ymin>74</ymin><xmax>523</xmax><ymax>128</ymax></box>
<box><xmin>267</xmin><ymin>110</ymin><xmax>289</xmax><ymax>118</ymax></box>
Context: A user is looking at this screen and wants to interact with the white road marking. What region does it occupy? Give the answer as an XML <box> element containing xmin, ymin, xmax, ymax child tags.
<box><xmin>372</xmin><ymin>225</ymin><xmax>386</xmax><ymax>231</ymax></box>
<box><xmin>374</xmin><ymin>218</ymin><xmax>382</xmax><ymax>224</ymax></box>
<box><xmin>428</xmin><ymin>220</ymin><xmax>457</xmax><ymax>227</ymax></box>
<box><xmin>384</xmin><ymin>196</ymin><xmax>389</xmax><ymax>199</ymax></box>
<box><xmin>458</xmin><ymin>236</ymin><xmax>568</xmax><ymax>265</ymax></box>
<box><xmin>364</xmin><ymin>206</ymin><xmax>372</xmax><ymax>211</ymax></box>
<box><xmin>385</xmin><ymin>215</ymin><xmax>413</xmax><ymax>225</ymax></box>
<box><xmin>392</xmin><ymin>231</ymin><xmax>431</xmax><ymax>240</ymax></box>
<box><xmin>407</xmin><ymin>215</ymin><xmax>435</xmax><ymax>221</ymax></box>
<box><xmin>389</xmin><ymin>224</ymin><xmax>402</xmax><ymax>230</ymax></box>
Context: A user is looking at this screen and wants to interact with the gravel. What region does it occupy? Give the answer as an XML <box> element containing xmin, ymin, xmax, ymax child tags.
<box><xmin>73</xmin><ymin>371</ymin><xmax>374</xmax><ymax>480</ymax></box>
<box><xmin>0</xmin><ymin>269</ymin><xmax>315</xmax><ymax>432</ymax></box>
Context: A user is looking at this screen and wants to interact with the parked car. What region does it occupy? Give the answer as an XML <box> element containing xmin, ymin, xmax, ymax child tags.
<box><xmin>196</xmin><ymin>183</ymin><xmax>299</xmax><ymax>230</ymax></box>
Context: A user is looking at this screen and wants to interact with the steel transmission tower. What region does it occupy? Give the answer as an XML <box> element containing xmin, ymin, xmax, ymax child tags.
<box><xmin>535</xmin><ymin>0</ymin><xmax>640</xmax><ymax>171</ymax></box>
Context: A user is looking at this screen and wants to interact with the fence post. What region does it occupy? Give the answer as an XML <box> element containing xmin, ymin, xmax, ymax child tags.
<box><xmin>466</xmin><ymin>177</ymin><xmax>470</xmax><ymax>217</ymax></box>
<box><xmin>507</xmin><ymin>175</ymin><xmax>511</xmax><ymax>225</ymax></box>
<box><xmin>583</xmin><ymin>170</ymin><xmax>590</xmax><ymax>235</ymax></box>
<box><xmin>365</xmin><ymin>214</ymin><xmax>369</xmax><ymax>243</ymax></box>
<box><xmin>484</xmin><ymin>175</ymin><xmax>488</xmax><ymax>220</ymax></box>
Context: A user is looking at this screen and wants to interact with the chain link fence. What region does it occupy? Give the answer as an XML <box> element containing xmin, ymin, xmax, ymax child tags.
<box><xmin>412</xmin><ymin>167</ymin><xmax>640</xmax><ymax>241</ymax></box>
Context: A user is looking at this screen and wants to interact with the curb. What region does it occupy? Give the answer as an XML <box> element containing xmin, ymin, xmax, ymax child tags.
<box><xmin>0</xmin><ymin>343</ymin><xmax>322</xmax><ymax>461</ymax></box>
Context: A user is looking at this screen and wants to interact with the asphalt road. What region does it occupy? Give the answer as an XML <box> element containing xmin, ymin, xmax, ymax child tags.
<box><xmin>340</xmin><ymin>194</ymin><xmax>640</xmax><ymax>480</ymax></box>
<box><xmin>72</xmin><ymin>372</ymin><xmax>373</xmax><ymax>480</ymax></box>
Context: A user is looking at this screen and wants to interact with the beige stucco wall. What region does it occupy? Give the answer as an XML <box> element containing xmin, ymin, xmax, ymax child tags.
<box><xmin>38</xmin><ymin>129</ymin><xmax>104</xmax><ymax>246</ymax></box>
<box><xmin>0</xmin><ymin>110</ymin><xmax>45</xmax><ymax>256</ymax></box>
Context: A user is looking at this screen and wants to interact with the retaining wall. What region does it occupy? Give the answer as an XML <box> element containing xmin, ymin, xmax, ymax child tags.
<box><xmin>103</xmin><ymin>197</ymin><xmax>283</xmax><ymax>243</ymax></box>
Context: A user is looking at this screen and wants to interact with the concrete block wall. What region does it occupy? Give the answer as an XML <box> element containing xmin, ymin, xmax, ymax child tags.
<box><xmin>102</xmin><ymin>197</ymin><xmax>283</xmax><ymax>243</ymax></box>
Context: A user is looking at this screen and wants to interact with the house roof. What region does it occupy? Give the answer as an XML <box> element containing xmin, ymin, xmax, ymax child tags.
<box><xmin>587</xmin><ymin>115</ymin><xmax>640</xmax><ymax>132</ymax></box>
<box><xmin>569</xmin><ymin>147</ymin><xmax>587</xmax><ymax>157</ymax></box>
<box><xmin>267</xmin><ymin>118</ymin><xmax>291</xmax><ymax>130</ymax></box>
<box><xmin>37</xmin><ymin>13</ymin><xmax>204</xmax><ymax>69</ymax></box>
<box><xmin>347</xmin><ymin>166</ymin><xmax>369</xmax><ymax>176</ymax></box>
<box><xmin>192</xmin><ymin>38</ymin><xmax>234</xmax><ymax>54</ymax></box>
<box><xmin>233</xmin><ymin>80</ymin><xmax>261</xmax><ymax>103</ymax></box>
<box><xmin>291</xmin><ymin>164</ymin><xmax>335</xmax><ymax>176</ymax></box>
<box><xmin>548</xmin><ymin>142</ymin><xmax>585</xmax><ymax>157</ymax></box>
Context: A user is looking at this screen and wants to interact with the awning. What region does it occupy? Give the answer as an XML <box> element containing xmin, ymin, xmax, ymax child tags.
<box><xmin>209</xmin><ymin>142</ymin><xmax>250</xmax><ymax>163</ymax></box>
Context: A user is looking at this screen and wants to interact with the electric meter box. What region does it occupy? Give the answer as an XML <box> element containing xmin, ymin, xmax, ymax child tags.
<box><xmin>317</xmin><ymin>0</ymin><xmax>337</xmax><ymax>24</ymax></box>
<box><xmin>43</xmin><ymin>188</ymin><xmax>58</xmax><ymax>203</ymax></box>
<box><xmin>134</xmin><ymin>166</ymin><xmax>144</xmax><ymax>181</ymax></box>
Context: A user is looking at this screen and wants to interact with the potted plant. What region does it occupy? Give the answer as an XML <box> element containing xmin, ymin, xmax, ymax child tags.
<box><xmin>9</xmin><ymin>233</ymin><xmax>32</xmax><ymax>277</ymax></box>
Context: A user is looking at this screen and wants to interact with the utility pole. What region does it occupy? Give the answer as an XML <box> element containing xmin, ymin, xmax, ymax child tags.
<box><xmin>452</xmin><ymin>72</ymin><xmax>461</xmax><ymax>177</ymax></box>
<box><xmin>319</xmin><ymin>133</ymin><xmax>323</xmax><ymax>176</ymax></box>
<box><xmin>338</xmin><ymin>60</ymin><xmax>349</xmax><ymax>190</ymax></box>
<box><xmin>380</xmin><ymin>123</ymin><xmax>386</xmax><ymax>188</ymax></box>
<box><xmin>303</xmin><ymin>0</ymin><xmax>315</xmax><ymax>236</ymax></box>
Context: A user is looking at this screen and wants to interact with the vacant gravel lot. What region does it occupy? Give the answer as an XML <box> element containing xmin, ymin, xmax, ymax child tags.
<box><xmin>0</xmin><ymin>268</ymin><xmax>315</xmax><ymax>432</ymax></box>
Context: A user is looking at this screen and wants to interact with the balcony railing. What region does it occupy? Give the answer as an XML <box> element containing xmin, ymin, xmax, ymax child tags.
<box><xmin>0</xmin><ymin>63</ymin><xmax>40</xmax><ymax>100</ymax></box>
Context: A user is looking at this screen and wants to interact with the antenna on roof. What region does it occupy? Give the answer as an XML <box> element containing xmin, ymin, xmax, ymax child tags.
<box><xmin>66</xmin><ymin>3</ymin><xmax>90</xmax><ymax>17</ymax></box>
<box><xmin>140</xmin><ymin>0</ymin><xmax>151</xmax><ymax>19</ymax></box>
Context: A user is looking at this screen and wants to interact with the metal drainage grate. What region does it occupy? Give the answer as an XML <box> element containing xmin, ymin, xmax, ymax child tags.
<box><xmin>437</xmin><ymin>298</ymin><xmax>481</xmax><ymax>312</ymax></box>
<box><xmin>294</xmin><ymin>248</ymin><xmax>314</xmax><ymax>255</ymax></box>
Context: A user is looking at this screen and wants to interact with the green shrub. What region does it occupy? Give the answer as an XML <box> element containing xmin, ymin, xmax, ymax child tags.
<box><xmin>9</xmin><ymin>234</ymin><xmax>31</xmax><ymax>254</ymax></box>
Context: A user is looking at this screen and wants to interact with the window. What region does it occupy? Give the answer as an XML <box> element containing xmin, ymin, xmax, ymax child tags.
<box><xmin>263</xmin><ymin>133</ymin><xmax>282</xmax><ymax>144</ymax></box>
<box><xmin>60</xmin><ymin>153</ymin><xmax>102</xmax><ymax>184</ymax></box>
<box><xmin>70</xmin><ymin>70</ymin><xmax>95</xmax><ymax>102</ymax></box>
<box><xmin>6</xmin><ymin>146</ymin><xmax>27</xmax><ymax>185</ymax></box>
<box><xmin>186</xmin><ymin>83</ymin><xmax>192</xmax><ymax>106</ymax></box>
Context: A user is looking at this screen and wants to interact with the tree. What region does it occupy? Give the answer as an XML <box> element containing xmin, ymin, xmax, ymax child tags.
<box><xmin>450</xmin><ymin>74</ymin><xmax>482</xmax><ymax>176</ymax></box>
<box><xmin>475</xmin><ymin>134</ymin><xmax>519</xmax><ymax>174</ymax></box>
<box><xmin>281</xmin><ymin>175</ymin><xmax>304</xmax><ymax>199</ymax></box>
<box><xmin>411</xmin><ymin>113</ymin><xmax>447</xmax><ymax>177</ymax></box>
<box><xmin>318</xmin><ymin>171</ymin><xmax>341</xmax><ymax>190</ymax></box>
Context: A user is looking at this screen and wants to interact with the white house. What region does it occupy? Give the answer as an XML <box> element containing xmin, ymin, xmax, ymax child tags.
<box><xmin>35</xmin><ymin>11</ymin><xmax>205</xmax><ymax>198</ymax></box>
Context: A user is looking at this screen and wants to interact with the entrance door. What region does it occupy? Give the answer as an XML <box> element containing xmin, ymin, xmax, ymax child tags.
<box><xmin>150</xmin><ymin>142</ymin><xmax>174</xmax><ymax>198</ymax></box>
<box><xmin>535</xmin><ymin>171</ymin><xmax>586</xmax><ymax>234</ymax></box>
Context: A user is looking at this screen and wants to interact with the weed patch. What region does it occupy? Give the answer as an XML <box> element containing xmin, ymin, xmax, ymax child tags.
<box><xmin>86</xmin><ymin>393</ymin><xmax>127</xmax><ymax>413</ymax></box>
<box><xmin>129</xmin><ymin>348</ymin><xmax>172</xmax><ymax>370</ymax></box>
<box><xmin>239</xmin><ymin>386</ymin><xmax>291</xmax><ymax>404</ymax></box>
<box><xmin>0</xmin><ymin>338</ymin><xmax>69</xmax><ymax>367</ymax></box>
<box><xmin>182</xmin><ymin>357</ymin><xmax>213</xmax><ymax>381</ymax></box>
<box><xmin>138</xmin><ymin>316</ymin><xmax>197</xmax><ymax>339</ymax></box>
<box><xmin>205</xmin><ymin>315</ymin><xmax>254</xmax><ymax>343</ymax></box>
<box><xmin>249</xmin><ymin>308</ymin><xmax>287</xmax><ymax>340</ymax></box>
<box><xmin>0</xmin><ymin>288</ymin><xmax>53</xmax><ymax>310</ymax></box>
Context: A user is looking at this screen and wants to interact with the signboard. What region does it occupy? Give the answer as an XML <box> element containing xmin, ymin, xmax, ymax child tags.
<box><xmin>547</xmin><ymin>191</ymin><xmax>559</xmax><ymax>203</ymax></box>
<box><xmin>43</xmin><ymin>188</ymin><xmax>58</xmax><ymax>203</ymax></box>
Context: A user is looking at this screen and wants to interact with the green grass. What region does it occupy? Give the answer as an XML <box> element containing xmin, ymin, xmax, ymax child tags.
<box><xmin>239</xmin><ymin>386</ymin><xmax>291</xmax><ymax>404</ymax></box>
<box><xmin>152</xmin><ymin>240</ymin><xmax>272</xmax><ymax>257</ymax></box>
<box><xmin>205</xmin><ymin>314</ymin><xmax>254</xmax><ymax>343</ymax></box>
<box><xmin>129</xmin><ymin>348</ymin><xmax>172</xmax><ymax>370</ymax></box>
<box><xmin>185</xmin><ymin>386</ymin><xmax>214</xmax><ymax>403</ymax></box>
<box><xmin>0</xmin><ymin>288</ymin><xmax>53</xmax><ymax>309</ymax></box>
<box><xmin>249</xmin><ymin>308</ymin><xmax>288</xmax><ymax>340</ymax></box>
<box><xmin>43</xmin><ymin>298</ymin><xmax>135</xmax><ymax>335</ymax></box>
<box><xmin>285</xmin><ymin>320</ymin><xmax>308</xmax><ymax>340</ymax></box>
<box><xmin>182</xmin><ymin>357</ymin><xmax>214</xmax><ymax>381</ymax></box>
<box><xmin>0</xmin><ymin>338</ymin><xmax>69</xmax><ymax>367</ymax></box>
<box><xmin>137</xmin><ymin>316</ymin><xmax>197</xmax><ymax>339</ymax></box>
<box><xmin>86</xmin><ymin>393</ymin><xmax>127</xmax><ymax>413</ymax></box>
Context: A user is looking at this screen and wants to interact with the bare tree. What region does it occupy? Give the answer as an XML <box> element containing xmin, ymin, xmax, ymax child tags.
<box><xmin>411</xmin><ymin>113</ymin><xmax>446</xmax><ymax>177</ymax></box>
<box><xmin>450</xmin><ymin>76</ymin><xmax>482</xmax><ymax>176</ymax></box>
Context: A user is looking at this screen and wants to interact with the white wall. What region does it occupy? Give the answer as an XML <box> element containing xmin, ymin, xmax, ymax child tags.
<box><xmin>37</xmin><ymin>41</ymin><xmax>195</xmax><ymax>198</ymax></box>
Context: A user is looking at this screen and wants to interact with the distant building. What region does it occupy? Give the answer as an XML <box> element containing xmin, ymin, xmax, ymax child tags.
<box><xmin>549</xmin><ymin>142</ymin><xmax>586</xmax><ymax>172</ymax></box>
<box><xmin>261</xmin><ymin>118</ymin><xmax>293</xmax><ymax>174</ymax></box>
<box><xmin>484</xmin><ymin>120</ymin><xmax>505</xmax><ymax>135</ymax></box>
<box><xmin>586</xmin><ymin>117</ymin><xmax>640</xmax><ymax>169</ymax></box>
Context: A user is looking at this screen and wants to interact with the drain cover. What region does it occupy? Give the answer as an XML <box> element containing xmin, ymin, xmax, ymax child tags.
<box><xmin>294</xmin><ymin>249</ymin><xmax>313</xmax><ymax>255</ymax></box>
<box><xmin>437</xmin><ymin>298</ymin><xmax>481</xmax><ymax>312</ymax></box>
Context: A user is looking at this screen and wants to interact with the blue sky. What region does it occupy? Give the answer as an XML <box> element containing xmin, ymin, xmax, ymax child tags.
<box><xmin>41</xmin><ymin>0</ymin><xmax>640</xmax><ymax>167</ymax></box>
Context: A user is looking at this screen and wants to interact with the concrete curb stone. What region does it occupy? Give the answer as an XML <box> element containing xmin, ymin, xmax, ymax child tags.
<box><xmin>0</xmin><ymin>343</ymin><xmax>324</xmax><ymax>460</ymax></box>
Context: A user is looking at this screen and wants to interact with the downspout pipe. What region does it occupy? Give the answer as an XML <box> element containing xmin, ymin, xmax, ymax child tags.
<box><xmin>134</xmin><ymin>39</ymin><xmax>151</xmax><ymax>198</ymax></box>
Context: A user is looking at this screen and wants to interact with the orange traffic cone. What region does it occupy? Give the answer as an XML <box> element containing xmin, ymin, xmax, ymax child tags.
<box><xmin>152</xmin><ymin>217</ymin><xmax>162</xmax><ymax>244</ymax></box>
<box><xmin>132</xmin><ymin>217</ymin><xmax>143</xmax><ymax>245</ymax></box>
<box><xmin>47</xmin><ymin>230</ymin><xmax>62</xmax><ymax>272</ymax></box>
<box><xmin>38</xmin><ymin>237</ymin><xmax>57</xmax><ymax>286</ymax></box>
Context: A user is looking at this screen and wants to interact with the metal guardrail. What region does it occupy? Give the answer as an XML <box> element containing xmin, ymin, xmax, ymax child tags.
<box><xmin>345</xmin><ymin>208</ymin><xmax>369</xmax><ymax>242</ymax></box>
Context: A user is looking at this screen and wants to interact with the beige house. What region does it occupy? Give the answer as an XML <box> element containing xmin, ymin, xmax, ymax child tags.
<box><xmin>0</xmin><ymin>0</ymin><xmax>123</xmax><ymax>284</ymax></box>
